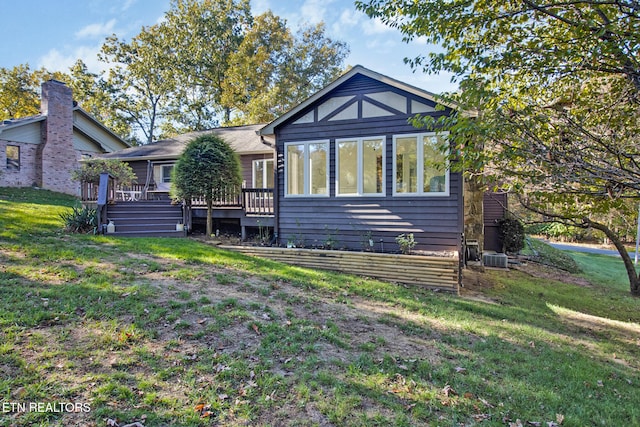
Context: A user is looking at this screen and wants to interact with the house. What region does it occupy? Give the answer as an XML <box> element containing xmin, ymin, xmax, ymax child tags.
<box><xmin>0</xmin><ymin>79</ymin><xmax>130</xmax><ymax>195</ymax></box>
<box><xmin>93</xmin><ymin>65</ymin><xmax>501</xmax><ymax>259</ymax></box>
<box><xmin>258</xmin><ymin>65</ymin><xmax>464</xmax><ymax>254</ymax></box>
<box><xmin>99</xmin><ymin>123</ymin><xmax>274</xmax><ymax>193</ymax></box>
<box><xmin>99</xmin><ymin>124</ymin><xmax>275</xmax><ymax>236</ymax></box>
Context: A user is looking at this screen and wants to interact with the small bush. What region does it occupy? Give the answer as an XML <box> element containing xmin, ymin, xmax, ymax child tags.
<box><xmin>396</xmin><ymin>233</ymin><xmax>416</xmax><ymax>254</ymax></box>
<box><xmin>60</xmin><ymin>206</ymin><xmax>97</xmax><ymax>233</ymax></box>
<box><xmin>498</xmin><ymin>217</ymin><xmax>525</xmax><ymax>254</ymax></box>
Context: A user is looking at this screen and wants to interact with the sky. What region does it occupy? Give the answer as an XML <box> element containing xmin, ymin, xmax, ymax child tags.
<box><xmin>0</xmin><ymin>0</ymin><xmax>457</xmax><ymax>94</ymax></box>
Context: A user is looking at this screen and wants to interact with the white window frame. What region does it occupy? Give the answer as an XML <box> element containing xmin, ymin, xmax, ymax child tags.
<box><xmin>252</xmin><ymin>158</ymin><xmax>274</xmax><ymax>188</ymax></box>
<box><xmin>335</xmin><ymin>136</ymin><xmax>386</xmax><ymax>197</ymax></box>
<box><xmin>392</xmin><ymin>132</ymin><xmax>450</xmax><ymax>197</ymax></box>
<box><xmin>284</xmin><ymin>140</ymin><xmax>330</xmax><ymax>197</ymax></box>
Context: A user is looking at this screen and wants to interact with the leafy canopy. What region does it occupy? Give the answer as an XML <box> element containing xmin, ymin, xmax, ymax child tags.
<box><xmin>72</xmin><ymin>159</ymin><xmax>136</xmax><ymax>186</ymax></box>
<box><xmin>356</xmin><ymin>0</ymin><xmax>640</xmax><ymax>294</ymax></box>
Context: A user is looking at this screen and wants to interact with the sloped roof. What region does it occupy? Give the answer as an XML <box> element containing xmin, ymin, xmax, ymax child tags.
<box><xmin>0</xmin><ymin>108</ymin><xmax>130</xmax><ymax>151</ymax></box>
<box><xmin>100</xmin><ymin>123</ymin><xmax>274</xmax><ymax>161</ymax></box>
<box><xmin>0</xmin><ymin>115</ymin><xmax>46</xmax><ymax>131</ymax></box>
<box><xmin>259</xmin><ymin>65</ymin><xmax>461</xmax><ymax>136</ymax></box>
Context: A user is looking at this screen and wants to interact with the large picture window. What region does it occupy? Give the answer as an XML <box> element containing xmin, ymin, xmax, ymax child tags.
<box><xmin>393</xmin><ymin>133</ymin><xmax>449</xmax><ymax>196</ymax></box>
<box><xmin>336</xmin><ymin>136</ymin><xmax>385</xmax><ymax>196</ymax></box>
<box><xmin>6</xmin><ymin>145</ymin><xmax>19</xmax><ymax>171</ymax></box>
<box><xmin>253</xmin><ymin>159</ymin><xmax>274</xmax><ymax>188</ymax></box>
<box><xmin>285</xmin><ymin>141</ymin><xmax>329</xmax><ymax>196</ymax></box>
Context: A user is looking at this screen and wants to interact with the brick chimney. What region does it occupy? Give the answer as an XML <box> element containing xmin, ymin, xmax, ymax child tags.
<box><xmin>38</xmin><ymin>79</ymin><xmax>77</xmax><ymax>195</ymax></box>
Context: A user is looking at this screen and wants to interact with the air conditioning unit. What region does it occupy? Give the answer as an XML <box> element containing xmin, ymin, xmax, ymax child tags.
<box><xmin>483</xmin><ymin>253</ymin><xmax>508</xmax><ymax>268</ymax></box>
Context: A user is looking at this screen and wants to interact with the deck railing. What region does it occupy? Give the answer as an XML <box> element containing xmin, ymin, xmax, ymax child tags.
<box><xmin>82</xmin><ymin>181</ymin><xmax>274</xmax><ymax>216</ymax></box>
<box><xmin>191</xmin><ymin>188</ymin><xmax>274</xmax><ymax>215</ymax></box>
<box><xmin>243</xmin><ymin>188</ymin><xmax>274</xmax><ymax>215</ymax></box>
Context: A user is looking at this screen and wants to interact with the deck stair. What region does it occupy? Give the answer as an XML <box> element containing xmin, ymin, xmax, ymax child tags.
<box><xmin>105</xmin><ymin>200</ymin><xmax>185</xmax><ymax>237</ymax></box>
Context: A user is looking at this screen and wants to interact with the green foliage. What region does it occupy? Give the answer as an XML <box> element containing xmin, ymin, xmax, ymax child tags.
<box><xmin>521</xmin><ymin>238</ymin><xmax>582</xmax><ymax>274</ymax></box>
<box><xmin>71</xmin><ymin>159</ymin><xmax>136</xmax><ymax>185</ymax></box>
<box><xmin>172</xmin><ymin>134</ymin><xmax>241</xmax><ymax>236</ymax></box>
<box><xmin>60</xmin><ymin>205</ymin><xmax>97</xmax><ymax>234</ymax></box>
<box><xmin>357</xmin><ymin>0</ymin><xmax>640</xmax><ymax>294</ymax></box>
<box><xmin>3</xmin><ymin>188</ymin><xmax>640</xmax><ymax>426</ymax></box>
<box><xmin>395</xmin><ymin>233</ymin><xmax>416</xmax><ymax>254</ymax></box>
<box><xmin>498</xmin><ymin>217</ymin><xmax>525</xmax><ymax>254</ymax></box>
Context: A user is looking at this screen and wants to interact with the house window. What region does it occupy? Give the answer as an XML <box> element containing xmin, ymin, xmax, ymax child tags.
<box><xmin>153</xmin><ymin>163</ymin><xmax>174</xmax><ymax>191</ymax></box>
<box><xmin>161</xmin><ymin>165</ymin><xmax>173</xmax><ymax>183</ymax></box>
<box><xmin>6</xmin><ymin>145</ymin><xmax>19</xmax><ymax>170</ymax></box>
<box><xmin>336</xmin><ymin>136</ymin><xmax>385</xmax><ymax>196</ymax></box>
<box><xmin>285</xmin><ymin>141</ymin><xmax>329</xmax><ymax>196</ymax></box>
<box><xmin>393</xmin><ymin>132</ymin><xmax>449</xmax><ymax>196</ymax></box>
<box><xmin>253</xmin><ymin>159</ymin><xmax>274</xmax><ymax>188</ymax></box>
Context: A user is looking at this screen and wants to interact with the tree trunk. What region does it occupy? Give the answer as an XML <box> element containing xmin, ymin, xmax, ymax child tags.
<box><xmin>206</xmin><ymin>198</ymin><xmax>213</xmax><ymax>237</ymax></box>
<box><xmin>588</xmin><ymin>219</ymin><xmax>640</xmax><ymax>296</ymax></box>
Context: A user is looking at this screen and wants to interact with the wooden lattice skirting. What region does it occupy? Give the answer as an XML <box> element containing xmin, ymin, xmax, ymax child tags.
<box><xmin>219</xmin><ymin>246</ymin><xmax>460</xmax><ymax>294</ymax></box>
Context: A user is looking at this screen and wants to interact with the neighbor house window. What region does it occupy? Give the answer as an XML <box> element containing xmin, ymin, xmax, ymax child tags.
<box><xmin>336</xmin><ymin>136</ymin><xmax>385</xmax><ymax>196</ymax></box>
<box><xmin>285</xmin><ymin>141</ymin><xmax>329</xmax><ymax>196</ymax></box>
<box><xmin>253</xmin><ymin>159</ymin><xmax>274</xmax><ymax>188</ymax></box>
<box><xmin>393</xmin><ymin>132</ymin><xmax>449</xmax><ymax>196</ymax></box>
<box><xmin>6</xmin><ymin>145</ymin><xmax>19</xmax><ymax>170</ymax></box>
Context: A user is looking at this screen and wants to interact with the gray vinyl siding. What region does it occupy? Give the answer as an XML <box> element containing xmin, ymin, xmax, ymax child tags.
<box><xmin>275</xmin><ymin>75</ymin><xmax>462</xmax><ymax>253</ymax></box>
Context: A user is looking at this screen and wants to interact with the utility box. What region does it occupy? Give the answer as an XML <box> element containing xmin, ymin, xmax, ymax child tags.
<box><xmin>483</xmin><ymin>253</ymin><xmax>508</xmax><ymax>268</ymax></box>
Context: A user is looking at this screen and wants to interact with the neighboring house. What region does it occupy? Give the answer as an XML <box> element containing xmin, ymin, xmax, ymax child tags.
<box><xmin>99</xmin><ymin>123</ymin><xmax>275</xmax><ymax>194</ymax></box>
<box><xmin>0</xmin><ymin>79</ymin><xmax>130</xmax><ymax>195</ymax></box>
<box><xmin>258</xmin><ymin>65</ymin><xmax>463</xmax><ymax>254</ymax></box>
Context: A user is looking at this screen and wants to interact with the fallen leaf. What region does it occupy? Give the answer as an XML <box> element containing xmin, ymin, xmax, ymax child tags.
<box><xmin>218</xmin><ymin>394</ymin><xmax>228</xmax><ymax>400</ymax></box>
<box><xmin>455</xmin><ymin>366</ymin><xmax>467</xmax><ymax>374</ymax></box>
<box><xmin>442</xmin><ymin>384</ymin><xmax>457</xmax><ymax>397</ymax></box>
<box><xmin>556</xmin><ymin>413</ymin><xmax>565</xmax><ymax>424</ymax></box>
<box><xmin>200</xmin><ymin>411</ymin><xmax>214</xmax><ymax>418</ymax></box>
<box><xmin>463</xmin><ymin>392</ymin><xmax>474</xmax><ymax>399</ymax></box>
<box><xmin>252</xmin><ymin>324</ymin><xmax>260</xmax><ymax>335</ymax></box>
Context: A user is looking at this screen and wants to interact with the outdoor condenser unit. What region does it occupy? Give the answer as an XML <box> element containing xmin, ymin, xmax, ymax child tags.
<box><xmin>483</xmin><ymin>253</ymin><xmax>508</xmax><ymax>268</ymax></box>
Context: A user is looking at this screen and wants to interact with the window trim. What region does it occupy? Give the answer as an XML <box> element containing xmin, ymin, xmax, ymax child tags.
<box><xmin>284</xmin><ymin>140</ymin><xmax>330</xmax><ymax>197</ymax></box>
<box><xmin>252</xmin><ymin>158</ymin><xmax>274</xmax><ymax>188</ymax></box>
<box><xmin>335</xmin><ymin>136</ymin><xmax>386</xmax><ymax>197</ymax></box>
<box><xmin>392</xmin><ymin>132</ymin><xmax>450</xmax><ymax>197</ymax></box>
<box><xmin>6</xmin><ymin>145</ymin><xmax>20</xmax><ymax>171</ymax></box>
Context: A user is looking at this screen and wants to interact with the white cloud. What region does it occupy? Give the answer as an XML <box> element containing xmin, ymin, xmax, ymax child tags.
<box><xmin>300</xmin><ymin>0</ymin><xmax>336</xmax><ymax>24</ymax></box>
<box><xmin>38</xmin><ymin>45</ymin><xmax>107</xmax><ymax>74</ymax></box>
<box><xmin>75</xmin><ymin>19</ymin><xmax>117</xmax><ymax>39</ymax></box>
<box><xmin>362</xmin><ymin>17</ymin><xmax>394</xmax><ymax>35</ymax></box>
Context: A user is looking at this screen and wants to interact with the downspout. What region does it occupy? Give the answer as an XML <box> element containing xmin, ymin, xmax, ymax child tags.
<box><xmin>272</xmin><ymin>145</ymin><xmax>279</xmax><ymax>246</ymax></box>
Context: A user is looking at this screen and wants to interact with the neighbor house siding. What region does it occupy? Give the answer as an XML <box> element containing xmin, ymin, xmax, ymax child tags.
<box><xmin>274</xmin><ymin>74</ymin><xmax>461</xmax><ymax>253</ymax></box>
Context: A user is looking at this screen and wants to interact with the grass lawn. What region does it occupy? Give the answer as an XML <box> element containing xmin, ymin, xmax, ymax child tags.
<box><xmin>1</xmin><ymin>187</ymin><xmax>639</xmax><ymax>426</ymax></box>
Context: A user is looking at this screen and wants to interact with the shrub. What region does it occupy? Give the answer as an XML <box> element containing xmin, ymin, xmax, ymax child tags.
<box><xmin>498</xmin><ymin>217</ymin><xmax>525</xmax><ymax>254</ymax></box>
<box><xmin>72</xmin><ymin>159</ymin><xmax>136</xmax><ymax>185</ymax></box>
<box><xmin>60</xmin><ymin>206</ymin><xmax>97</xmax><ymax>233</ymax></box>
<box><xmin>396</xmin><ymin>233</ymin><xmax>416</xmax><ymax>254</ymax></box>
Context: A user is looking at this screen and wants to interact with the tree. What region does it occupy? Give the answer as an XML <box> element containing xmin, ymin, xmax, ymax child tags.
<box><xmin>356</xmin><ymin>0</ymin><xmax>640</xmax><ymax>295</ymax></box>
<box><xmin>100</xmin><ymin>24</ymin><xmax>177</xmax><ymax>145</ymax></box>
<box><xmin>171</xmin><ymin>135</ymin><xmax>241</xmax><ymax>236</ymax></box>
<box><xmin>71</xmin><ymin>159</ymin><xmax>136</xmax><ymax>186</ymax></box>
<box><xmin>67</xmin><ymin>60</ymin><xmax>135</xmax><ymax>143</ymax></box>
<box><xmin>0</xmin><ymin>65</ymin><xmax>67</xmax><ymax>120</ymax></box>
<box><xmin>160</xmin><ymin>0</ymin><xmax>253</xmax><ymax>127</ymax></box>
<box><xmin>221</xmin><ymin>13</ymin><xmax>349</xmax><ymax>125</ymax></box>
